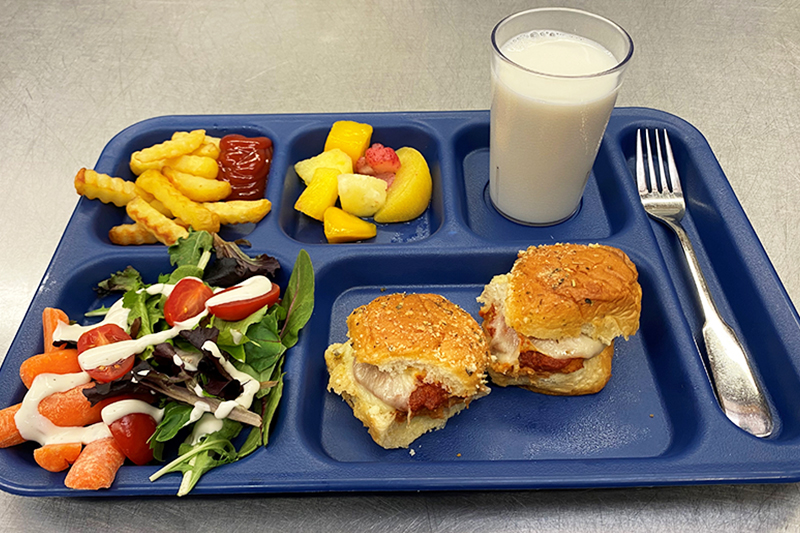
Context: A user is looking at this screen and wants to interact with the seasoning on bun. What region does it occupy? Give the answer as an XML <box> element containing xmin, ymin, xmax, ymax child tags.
<box><xmin>325</xmin><ymin>293</ymin><xmax>491</xmax><ymax>449</ymax></box>
<box><xmin>477</xmin><ymin>243</ymin><xmax>642</xmax><ymax>395</ymax></box>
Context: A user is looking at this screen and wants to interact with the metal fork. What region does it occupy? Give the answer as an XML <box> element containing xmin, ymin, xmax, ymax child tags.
<box><xmin>636</xmin><ymin>128</ymin><xmax>773</xmax><ymax>438</ymax></box>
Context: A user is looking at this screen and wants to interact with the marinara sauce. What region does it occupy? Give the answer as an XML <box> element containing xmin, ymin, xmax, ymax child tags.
<box><xmin>217</xmin><ymin>134</ymin><xmax>273</xmax><ymax>200</ymax></box>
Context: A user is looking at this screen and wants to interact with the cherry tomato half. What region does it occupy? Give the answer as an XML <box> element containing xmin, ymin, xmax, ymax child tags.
<box><xmin>77</xmin><ymin>324</ymin><xmax>135</xmax><ymax>383</ymax></box>
<box><xmin>207</xmin><ymin>282</ymin><xmax>280</xmax><ymax>322</ymax></box>
<box><xmin>164</xmin><ymin>277</ymin><xmax>214</xmax><ymax>326</ymax></box>
<box><xmin>108</xmin><ymin>412</ymin><xmax>157</xmax><ymax>466</ymax></box>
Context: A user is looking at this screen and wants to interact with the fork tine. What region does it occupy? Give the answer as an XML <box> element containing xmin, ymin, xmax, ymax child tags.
<box><xmin>654</xmin><ymin>130</ymin><xmax>667</xmax><ymax>193</ymax></box>
<box><xmin>663</xmin><ymin>129</ymin><xmax>682</xmax><ymax>194</ymax></box>
<box><xmin>635</xmin><ymin>129</ymin><xmax>649</xmax><ymax>194</ymax></box>
<box><xmin>644</xmin><ymin>129</ymin><xmax>659</xmax><ymax>193</ymax></box>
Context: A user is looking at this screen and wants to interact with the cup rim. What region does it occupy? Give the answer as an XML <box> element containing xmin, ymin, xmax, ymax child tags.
<box><xmin>491</xmin><ymin>7</ymin><xmax>634</xmax><ymax>79</ymax></box>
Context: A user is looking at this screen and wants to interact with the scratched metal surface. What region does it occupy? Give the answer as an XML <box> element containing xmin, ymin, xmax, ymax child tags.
<box><xmin>1</xmin><ymin>0</ymin><xmax>799</xmax><ymax>531</ymax></box>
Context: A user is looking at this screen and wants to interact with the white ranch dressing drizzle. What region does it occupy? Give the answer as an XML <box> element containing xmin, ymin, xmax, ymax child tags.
<box><xmin>15</xmin><ymin>373</ymin><xmax>112</xmax><ymax>446</ymax></box>
<box><xmin>101</xmin><ymin>399</ymin><xmax>164</xmax><ymax>426</ymax></box>
<box><xmin>205</xmin><ymin>275</ymin><xmax>272</xmax><ymax>308</ymax></box>
<box><xmin>201</xmin><ymin>341</ymin><xmax>260</xmax><ymax>415</ymax></box>
<box><xmin>20</xmin><ymin>275</ymin><xmax>275</xmax><ymax>446</ymax></box>
<box><xmin>77</xmin><ymin>310</ymin><xmax>208</xmax><ymax>370</ymax></box>
<box><xmin>51</xmin><ymin>298</ymin><xmax>130</xmax><ymax>344</ymax></box>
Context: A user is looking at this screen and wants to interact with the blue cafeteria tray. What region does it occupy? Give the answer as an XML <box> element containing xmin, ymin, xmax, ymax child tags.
<box><xmin>2</xmin><ymin>108</ymin><xmax>800</xmax><ymax>497</ymax></box>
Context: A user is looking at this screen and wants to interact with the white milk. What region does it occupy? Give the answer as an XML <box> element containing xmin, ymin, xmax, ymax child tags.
<box><xmin>490</xmin><ymin>30</ymin><xmax>621</xmax><ymax>225</ymax></box>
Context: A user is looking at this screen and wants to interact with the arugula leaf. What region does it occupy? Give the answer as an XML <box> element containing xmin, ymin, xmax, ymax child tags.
<box><xmin>95</xmin><ymin>266</ymin><xmax>144</xmax><ymax>298</ymax></box>
<box><xmin>122</xmin><ymin>287</ymin><xmax>161</xmax><ymax>347</ymax></box>
<box><xmin>168</xmin><ymin>230</ymin><xmax>214</xmax><ymax>269</ymax></box>
<box><xmin>151</xmin><ymin>402</ymin><xmax>194</xmax><ymax>443</ymax></box>
<box><xmin>278</xmin><ymin>249</ymin><xmax>314</xmax><ymax>348</ymax></box>
<box><xmin>149</xmin><ymin>417</ymin><xmax>242</xmax><ymax>497</ymax></box>
<box><xmin>167</xmin><ymin>264</ymin><xmax>204</xmax><ymax>284</ymax></box>
<box><xmin>84</xmin><ymin>305</ymin><xmax>112</xmax><ymax>318</ymax></box>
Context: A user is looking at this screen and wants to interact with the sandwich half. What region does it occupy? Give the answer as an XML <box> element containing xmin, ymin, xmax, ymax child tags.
<box><xmin>325</xmin><ymin>292</ymin><xmax>491</xmax><ymax>449</ymax></box>
<box><xmin>477</xmin><ymin>243</ymin><xmax>641</xmax><ymax>395</ymax></box>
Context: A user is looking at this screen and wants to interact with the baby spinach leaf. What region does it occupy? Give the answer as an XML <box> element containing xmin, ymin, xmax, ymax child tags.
<box><xmin>279</xmin><ymin>249</ymin><xmax>314</xmax><ymax>348</ymax></box>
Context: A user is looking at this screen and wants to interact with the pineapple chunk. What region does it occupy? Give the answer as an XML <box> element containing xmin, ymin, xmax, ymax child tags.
<box><xmin>294</xmin><ymin>148</ymin><xmax>353</xmax><ymax>186</ymax></box>
<box><xmin>324</xmin><ymin>207</ymin><xmax>377</xmax><ymax>243</ymax></box>
<box><xmin>337</xmin><ymin>173</ymin><xmax>387</xmax><ymax>218</ymax></box>
<box><xmin>324</xmin><ymin>121</ymin><xmax>373</xmax><ymax>165</ymax></box>
<box><xmin>294</xmin><ymin>167</ymin><xmax>340</xmax><ymax>221</ymax></box>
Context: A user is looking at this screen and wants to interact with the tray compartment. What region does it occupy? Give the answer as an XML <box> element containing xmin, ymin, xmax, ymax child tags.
<box><xmin>294</xmin><ymin>250</ymin><xmax>686</xmax><ymax>463</ymax></box>
<box><xmin>278</xmin><ymin>121</ymin><xmax>444</xmax><ymax>244</ymax></box>
<box><xmin>453</xmin><ymin>121</ymin><xmax>633</xmax><ymax>242</ymax></box>
<box><xmin>619</xmin><ymin>120</ymin><xmax>800</xmax><ymax>440</ymax></box>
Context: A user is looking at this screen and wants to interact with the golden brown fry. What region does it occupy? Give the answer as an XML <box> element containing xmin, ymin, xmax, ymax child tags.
<box><xmin>129</xmin><ymin>154</ymin><xmax>164</xmax><ymax>176</ymax></box>
<box><xmin>125</xmin><ymin>197</ymin><xmax>188</xmax><ymax>245</ymax></box>
<box><xmin>132</xmin><ymin>129</ymin><xmax>205</xmax><ymax>163</ymax></box>
<box><xmin>136</xmin><ymin>170</ymin><xmax>220</xmax><ymax>233</ymax></box>
<box><xmin>172</xmin><ymin>131</ymin><xmax>221</xmax><ymax>159</ymax></box>
<box><xmin>108</xmin><ymin>223</ymin><xmax>159</xmax><ymax>245</ymax></box>
<box><xmin>134</xmin><ymin>186</ymin><xmax>173</xmax><ymax>217</ymax></box>
<box><xmin>203</xmin><ymin>199</ymin><xmax>272</xmax><ymax>225</ymax></box>
<box><xmin>74</xmin><ymin>168</ymin><xmax>136</xmax><ymax>207</ymax></box>
<box><xmin>163</xmin><ymin>167</ymin><xmax>231</xmax><ymax>202</ymax></box>
<box><xmin>165</xmin><ymin>155</ymin><xmax>219</xmax><ymax>179</ymax></box>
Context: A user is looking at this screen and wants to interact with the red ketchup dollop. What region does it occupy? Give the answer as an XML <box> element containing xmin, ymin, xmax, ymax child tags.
<box><xmin>217</xmin><ymin>134</ymin><xmax>273</xmax><ymax>200</ymax></box>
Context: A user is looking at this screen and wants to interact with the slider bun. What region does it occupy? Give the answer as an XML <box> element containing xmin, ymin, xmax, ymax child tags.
<box><xmin>346</xmin><ymin>293</ymin><xmax>490</xmax><ymax>398</ymax></box>
<box><xmin>505</xmin><ymin>244</ymin><xmax>641</xmax><ymax>343</ymax></box>
<box><xmin>488</xmin><ymin>342</ymin><xmax>614</xmax><ymax>396</ymax></box>
<box><xmin>325</xmin><ymin>341</ymin><xmax>472</xmax><ymax>449</ymax></box>
<box><xmin>325</xmin><ymin>293</ymin><xmax>491</xmax><ymax>449</ymax></box>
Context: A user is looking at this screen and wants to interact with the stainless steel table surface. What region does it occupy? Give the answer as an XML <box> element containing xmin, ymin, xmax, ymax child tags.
<box><xmin>1</xmin><ymin>0</ymin><xmax>799</xmax><ymax>531</ymax></box>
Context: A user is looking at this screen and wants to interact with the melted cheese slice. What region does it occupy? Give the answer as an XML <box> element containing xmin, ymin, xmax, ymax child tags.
<box><xmin>352</xmin><ymin>362</ymin><xmax>418</xmax><ymax>411</ymax></box>
<box><xmin>529</xmin><ymin>335</ymin><xmax>606</xmax><ymax>360</ymax></box>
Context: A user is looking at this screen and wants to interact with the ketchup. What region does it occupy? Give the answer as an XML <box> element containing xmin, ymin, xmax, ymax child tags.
<box><xmin>217</xmin><ymin>134</ymin><xmax>273</xmax><ymax>200</ymax></box>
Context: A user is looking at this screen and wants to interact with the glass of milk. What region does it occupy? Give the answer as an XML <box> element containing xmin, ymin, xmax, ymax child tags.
<box><xmin>489</xmin><ymin>8</ymin><xmax>633</xmax><ymax>225</ymax></box>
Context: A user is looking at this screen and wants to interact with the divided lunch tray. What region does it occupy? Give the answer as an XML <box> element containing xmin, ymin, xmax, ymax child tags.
<box><xmin>2</xmin><ymin>108</ymin><xmax>800</xmax><ymax>497</ymax></box>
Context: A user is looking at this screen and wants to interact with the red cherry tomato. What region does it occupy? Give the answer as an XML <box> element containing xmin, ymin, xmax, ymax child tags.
<box><xmin>77</xmin><ymin>324</ymin><xmax>135</xmax><ymax>383</ymax></box>
<box><xmin>207</xmin><ymin>282</ymin><xmax>280</xmax><ymax>322</ymax></box>
<box><xmin>164</xmin><ymin>277</ymin><xmax>214</xmax><ymax>326</ymax></box>
<box><xmin>108</xmin><ymin>412</ymin><xmax>157</xmax><ymax>466</ymax></box>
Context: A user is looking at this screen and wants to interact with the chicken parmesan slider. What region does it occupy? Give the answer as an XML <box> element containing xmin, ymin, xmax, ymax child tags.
<box><xmin>325</xmin><ymin>293</ymin><xmax>491</xmax><ymax>449</ymax></box>
<box><xmin>477</xmin><ymin>243</ymin><xmax>641</xmax><ymax>395</ymax></box>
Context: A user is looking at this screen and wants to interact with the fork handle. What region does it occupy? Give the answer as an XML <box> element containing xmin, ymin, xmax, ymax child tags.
<box><xmin>663</xmin><ymin>219</ymin><xmax>773</xmax><ymax>437</ymax></box>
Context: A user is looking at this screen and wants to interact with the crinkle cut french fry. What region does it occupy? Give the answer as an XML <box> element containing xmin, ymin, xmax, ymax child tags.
<box><xmin>172</xmin><ymin>131</ymin><xmax>221</xmax><ymax>159</ymax></box>
<box><xmin>163</xmin><ymin>167</ymin><xmax>231</xmax><ymax>202</ymax></box>
<box><xmin>132</xmin><ymin>129</ymin><xmax>205</xmax><ymax>164</ymax></box>
<box><xmin>135</xmin><ymin>170</ymin><xmax>220</xmax><ymax>233</ymax></box>
<box><xmin>165</xmin><ymin>154</ymin><xmax>219</xmax><ymax>179</ymax></box>
<box><xmin>64</xmin><ymin>437</ymin><xmax>125</xmax><ymax>490</ymax></box>
<box><xmin>126</xmin><ymin>196</ymin><xmax>189</xmax><ymax>245</ymax></box>
<box><xmin>133</xmin><ymin>186</ymin><xmax>173</xmax><ymax>217</ymax></box>
<box><xmin>129</xmin><ymin>154</ymin><xmax>164</xmax><ymax>176</ymax></box>
<box><xmin>204</xmin><ymin>199</ymin><xmax>272</xmax><ymax>225</ymax></box>
<box><xmin>74</xmin><ymin>168</ymin><xmax>136</xmax><ymax>207</ymax></box>
<box><xmin>108</xmin><ymin>223</ymin><xmax>160</xmax><ymax>245</ymax></box>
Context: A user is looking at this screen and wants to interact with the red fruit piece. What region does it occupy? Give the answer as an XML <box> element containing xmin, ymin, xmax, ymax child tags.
<box><xmin>365</xmin><ymin>144</ymin><xmax>401</xmax><ymax>174</ymax></box>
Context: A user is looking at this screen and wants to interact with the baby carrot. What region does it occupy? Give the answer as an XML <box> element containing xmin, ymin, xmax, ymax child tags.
<box><xmin>42</xmin><ymin>308</ymin><xmax>69</xmax><ymax>353</ymax></box>
<box><xmin>33</xmin><ymin>442</ymin><xmax>83</xmax><ymax>472</ymax></box>
<box><xmin>64</xmin><ymin>437</ymin><xmax>125</xmax><ymax>490</ymax></box>
<box><xmin>38</xmin><ymin>383</ymin><xmax>115</xmax><ymax>427</ymax></box>
<box><xmin>19</xmin><ymin>349</ymin><xmax>81</xmax><ymax>389</ymax></box>
<box><xmin>0</xmin><ymin>404</ymin><xmax>24</xmax><ymax>448</ymax></box>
